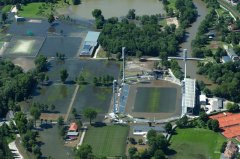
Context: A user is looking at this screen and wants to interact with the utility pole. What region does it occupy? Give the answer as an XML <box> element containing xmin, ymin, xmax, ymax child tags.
<box><xmin>122</xmin><ymin>47</ymin><xmax>126</xmax><ymax>83</ymax></box>
<box><xmin>113</xmin><ymin>80</ymin><xmax>117</xmax><ymax>114</ymax></box>
<box><xmin>183</xmin><ymin>49</ymin><xmax>187</xmax><ymax>79</ymax></box>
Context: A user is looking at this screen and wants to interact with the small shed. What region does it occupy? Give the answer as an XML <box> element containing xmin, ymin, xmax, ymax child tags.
<box><xmin>80</xmin><ymin>31</ymin><xmax>100</xmax><ymax>57</ymax></box>
<box><xmin>200</xmin><ymin>94</ymin><xmax>207</xmax><ymax>105</ymax></box>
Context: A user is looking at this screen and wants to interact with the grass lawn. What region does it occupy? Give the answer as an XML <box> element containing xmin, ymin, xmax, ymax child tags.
<box><xmin>84</xmin><ymin>125</ymin><xmax>129</xmax><ymax>157</ymax></box>
<box><xmin>18</xmin><ymin>3</ymin><xmax>44</xmax><ymax>18</ymax></box>
<box><xmin>169</xmin><ymin>128</ymin><xmax>226</xmax><ymax>159</ymax></box>
<box><xmin>1</xmin><ymin>5</ymin><xmax>12</xmax><ymax>13</ymax></box>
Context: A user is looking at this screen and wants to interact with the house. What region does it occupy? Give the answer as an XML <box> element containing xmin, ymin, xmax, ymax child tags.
<box><xmin>223</xmin><ymin>45</ymin><xmax>239</xmax><ymax>62</ymax></box>
<box><xmin>133</xmin><ymin>125</ymin><xmax>165</xmax><ymax>136</ymax></box>
<box><xmin>224</xmin><ymin>141</ymin><xmax>239</xmax><ymax>159</ymax></box>
<box><xmin>80</xmin><ymin>31</ymin><xmax>100</xmax><ymax>57</ymax></box>
<box><xmin>66</xmin><ymin>122</ymin><xmax>79</xmax><ymax>139</ymax></box>
<box><xmin>14</xmin><ymin>15</ymin><xmax>25</xmax><ymax>22</ymax></box>
<box><xmin>222</xmin><ymin>56</ymin><xmax>232</xmax><ymax>63</ymax></box>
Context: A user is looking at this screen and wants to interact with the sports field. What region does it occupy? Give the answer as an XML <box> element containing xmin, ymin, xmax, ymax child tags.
<box><xmin>133</xmin><ymin>87</ymin><xmax>177</xmax><ymax>113</ymax></box>
<box><xmin>84</xmin><ymin>125</ymin><xmax>129</xmax><ymax>157</ymax></box>
<box><xmin>169</xmin><ymin>128</ymin><xmax>226</xmax><ymax>159</ymax></box>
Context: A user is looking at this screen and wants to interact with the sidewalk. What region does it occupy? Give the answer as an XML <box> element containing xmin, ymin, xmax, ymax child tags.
<box><xmin>8</xmin><ymin>140</ymin><xmax>23</xmax><ymax>159</ymax></box>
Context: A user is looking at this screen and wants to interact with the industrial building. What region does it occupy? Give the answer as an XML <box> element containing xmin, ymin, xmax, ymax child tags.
<box><xmin>80</xmin><ymin>31</ymin><xmax>100</xmax><ymax>57</ymax></box>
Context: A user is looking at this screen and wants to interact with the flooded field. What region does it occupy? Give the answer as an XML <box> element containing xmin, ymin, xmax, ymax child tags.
<box><xmin>39</xmin><ymin>125</ymin><xmax>75</xmax><ymax>159</ymax></box>
<box><xmin>39</xmin><ymin>36</ymin><xmax>82</xmax><ymax>58</ymax></box>
<box><xmin>57</xmin><ymin>0</ymin><xmax>165</xmax><ymax>20</ymax></box>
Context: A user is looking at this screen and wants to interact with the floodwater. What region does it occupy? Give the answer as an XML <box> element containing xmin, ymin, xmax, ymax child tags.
<box><xmin>57</xmin><ymin>0</ymin><xmax>165</xmax><ymax>20</ymax></box>
<box><xmin>178</xmin><ymin>0</ymin><xmax>216</xmax><ymax>87</ymax></box>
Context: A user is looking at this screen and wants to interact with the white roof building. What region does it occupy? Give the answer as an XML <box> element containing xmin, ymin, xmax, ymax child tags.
<box><xmin>182</xmin><ymin>78</ymin><xmax>196</xmax><ymax>115</ymax></box>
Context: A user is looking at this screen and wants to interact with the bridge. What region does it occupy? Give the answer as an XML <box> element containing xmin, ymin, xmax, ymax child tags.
<box><xmin>168</xmin><ymin>56</ymin><xmax>204</xmax><ymax>61</ymax></box>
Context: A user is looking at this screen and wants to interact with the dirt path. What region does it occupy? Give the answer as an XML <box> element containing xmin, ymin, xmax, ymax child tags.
<box><xmin>64</xmin><ymin>85</ymin><xmax>79</xmax><ymax>122</ymax></box>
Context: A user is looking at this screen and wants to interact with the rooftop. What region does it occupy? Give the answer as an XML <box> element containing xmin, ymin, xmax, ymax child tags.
<box><xmin>85</xmin><ymin>31</ymin><xmax>100</xmax><ymax>42</ymax></box>
<box><xmin>133</xmin><ymin>125</ymin><xmax>165</xmax><ymax>133</ymax></box>
<box><xmin>183</xmin><ymin>78</ymin><xmax>196</xmax><ymax>109</ymax></box>
<box><xmin>69</xmin><ymin>122</ymin><xmax>78</xmax><ymax>131</ymax></box>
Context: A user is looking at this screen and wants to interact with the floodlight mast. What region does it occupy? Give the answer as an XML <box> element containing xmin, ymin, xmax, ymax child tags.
<box><xmin>183</xmin><ymin>49</ymin><xmax>187</xmax><ymax>79</ymax></box>
<box><xmin>113</xmin><ymin>80</ymin><xmax>117</xmax><ymax>114</ymax></box>
<box><xmin>122</xmin><ymin>47</ymin><xmax>126</xmax><ymax>83</ymax></box>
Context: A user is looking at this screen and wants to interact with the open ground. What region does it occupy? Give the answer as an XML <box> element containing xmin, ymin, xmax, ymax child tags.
<box><xmin>169</xmin><ymin>128</ymin><xmax>226</xmax><ymax>159</ymax></box>
<box><xmin>83</xmin><ymin>124</ymin><xmax>129</xmax><ymax>157</ymax></box>
<box><xmin>126</xmin><ymin>80</ymin><xmax>182</xmax><ymax>119</ymax></box>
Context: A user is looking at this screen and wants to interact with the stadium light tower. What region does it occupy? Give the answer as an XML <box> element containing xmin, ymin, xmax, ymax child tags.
<box><xmin>183</xmin><ymin>49</ymin><xmax>187</xmax><ymax>79</ymax></box>
<box><xmin>122</xmin><ymin>47</ymin><xmax>126</xmax><ymax>82</ymax></box>
<box><xmin>113</xmin><ymin>80</ymin><xmax>117</xmax><ymax>114</ymax></box>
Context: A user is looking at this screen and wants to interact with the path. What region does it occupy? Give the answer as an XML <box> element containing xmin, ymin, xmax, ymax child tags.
<box><xmin>77</xmin><ymin>126</ymin><xmax>87</xmax><ymax>148</ymax></box>
<box><xmin>64</xmin><ymin>85</ymin><xmax>79</xmax><ymax>122</ymax></box>
<box><xmin>8</xmin><ymin>140</ymin><xmax>23</xmax><ymax>159</ymax></box>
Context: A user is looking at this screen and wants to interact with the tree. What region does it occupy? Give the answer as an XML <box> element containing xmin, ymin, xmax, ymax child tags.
<box><xmin>16</xmin><ymin>3</ymin><xmax>21</xmax><ymax>10</ymax></box>
<box><xmin>60</xmin><ymin>69</ymin><xmax>69</xmax><ymax>83</ymax></box>
<box><xmin>72</xmin><ymin>0</ymin><xmax>81</xmax><ymax>5</ymax></box>
<box><xmin>35</xmin><ymin>55</ymin><xmax>48</xmax><ymax>72</ymax></box>
<box><xmin>176</xmin><ymin>115</ymin><xmax>188</xmax><ymax>128</ymax></box>
<box><xmin>83</xmin><ymin>108</ymin><xmax>97</xmax><ymax>124</ymax></box>
<box><xmin>138</xmin><ymin>139</ymin><xmax>143</xmax><ymax>145</ymax></box>
<box><xmin>164</xmin><ymin>122</ymin><xmax>172</xmax><ymax>134</ymax></box>
<box><xmin>154</xmin><ymin>150</ymin><xmax>166</xmax><ymax>159</ymax></box>
<box><xmin>50</xmin><ymin>104</ymin><xmax>55</xmax><ymax>112</ymax></box>
<box><xmin>30</xmin><ymin>106</ymin><xmax>41</xmax><ymax>127</ymax></box>
<box><xmin>57</xmin><ymin>116</ymin><xmax>64</xmax><ymax>126</ymax></box>
<box><xmin>127</xmin><ymin>9</ymin><xmax>136</xmax><ymax>19</ymax></box>
<box><xmin>199</xmin><ymin>111</ymin><xmax>209</xmax><ymax>123</ymax></box>
<box><xmin>92</xmin><ymin>9</ymin><xmax>102</xmax><ymax>18</ymax></box>
<box><xmin>227</xmin><ymin>103</ymin><xmax>239</xmax><ymax>113</ymax></box>
<box><xmin>48</xmin><ymin>14</ymin><xmax>55</xmax><ymax>24</ymax></box>
<box><xmin>72</xmin><ymin>108</ymin><xmax>77</xmax><ymax>118</ymax></box>
<box><xmin>220</xmin><ymin>141</ymin><xmax>227</xmax><ymax>153</ymax></box>
<box><xmin>128</xmin><ymin>147</ymin><xmax>137</xmax><ymax>158</ymax></box>
<box><xmin>2</xmin><ymin>13</ymin><xmax>7</xmax><ymax>24</ymax></box>
<box><xmin>147</xmin><ymin>129</ymin><xmax>157</xmax><ymax>141</ymax></box>
<box><xmin>211</xmin><ymin>119</ymin><xmax>219</xmax><ymax>132</ymax></box>
<box><xmin>76</xmin><ymin>144</ymin><xmax>94</xmax><ymax>159</ymax></box>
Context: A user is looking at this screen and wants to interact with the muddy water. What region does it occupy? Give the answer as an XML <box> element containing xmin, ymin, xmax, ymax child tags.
<box><xmin>57</xmin><ymin>0</ymin><xmax>165</xmax><ymax>20</ymax></box>
<box><xmin>178</xmin><ymin>0</ymin><xmax>216</xmax><ymax>87</ymax></box>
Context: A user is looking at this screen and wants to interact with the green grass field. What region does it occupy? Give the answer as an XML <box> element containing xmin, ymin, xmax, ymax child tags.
<box><xmin>169</xmin><ymin>128</ymin><xmax>226</xmax><ymax>159</ymax></box>
<box><xmin>18</xmin><ymin>3</ymin><xmax>44</xmax><ymax>18</ymax></box>
<box><xmin>1</xmin><ymin>5</ymin><xmax>12</xmax><ymax>13</ymax></box>
<box><xmin>133</xmin><ymin>87</ymin><xmax>177</xmax><ymax>113</ymax></box>
<box><xmin>84</xmin><ymin>125</ymin><xmax>129</xmax><ymax>157</ymax></box>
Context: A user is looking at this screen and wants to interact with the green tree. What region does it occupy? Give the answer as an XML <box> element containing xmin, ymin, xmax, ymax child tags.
<box><xmin>57</xmin><ymin>116</ymin><xmax>64</xmax><ymax>126</ymax></box>
<box><xmin>227</xmin><ymin>103</ymin><xmax>239</xmax><ymax>113</ymax></box>
<box><xmin>83</xmin><ymin>108</ymin><xmax>97</xmax><ymax>124</ymax></box>
<box><xmin>50</xmin><ymin>104</ymin><xmax>55</xmax><ymax>112</ymax></box>
<box><xmin>199</xmin><ymin>111</ymin><xmax>209</xmax><ymax>123</ymax></box>
<box><xmin>154</xmin><ymin>149</ymin><xmax>166</xmax><ymax>159</ymax></box>
<box><xmin>1</xmin><ymin>13</ymin><xmax>7</xmax><ymax>24</ymax></box>
<box><xmin>128</xmin><ymin>147</ymin><xmax>137</xmax><ymax>159</ymax></box>
<box><xmin>211</xmin><ymin>119</ymin><xmax>219</xmax><ymax>132</ymax></box>
<box><xmin>127</xmin><ymin>9</ymin><xmax>136</xmax><ymax>19</ymax></box>
<box><xmin>76</xmin><ymin>144</ymin><xmax>94</xmax><ymax>159</ymax></box>
<box><xmin>48</xmin><ymin>14</ymin><xmax>55</xmax><ymax>24</ymax></box>
<box><xmin>72</xmin><ymin>108</ymin><xmax>77</xmax><ymax>118</ymax></box>
<box><xmin>92</xmin><ymin>9</ymin><xmax>102</xmax><ymax>18</ymax></box>
<box><xmin>60</xmin><ymin>69</ymin><xmax>69</xmax><ymax>83</ymax></box>
<box><xmin>176</xmin><ymin>115</ymin><xmax>188</xmax><ymax>128</ymax></box>
<box><xmin>30</xmin><ymin>106</ymin><xmax>41</xmax><ymax>127</ymax></box>
<box><xmin>147</xmin><ymin>129</ymin><xmax>157</xmax><ymax>141</ymax></box>
<box><xmin>72</xmin><ymin>0</ymin><xmax>81</xmax><ymax>5</ymax></box>
<box><xmin>35</xmin><ymin>55</ymin><xmax>48</xmax><ymax>72</ymax></box>
<box><xmin>164</xmin><ymin>122</ymin><xmax>172</xmax><ymax>134</ymax></box>
<box><xmin>138</xmin><ymin>139</ymin><xmax>143</xmax><ymax>145</ymax></box>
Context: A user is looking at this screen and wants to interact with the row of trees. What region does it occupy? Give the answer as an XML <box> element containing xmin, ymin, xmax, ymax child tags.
<box><xmin>93</xmin><ymin>75</ymin><xmax>114</xmax><ymax>86</ymax></box>
<box><xmin>0</xmin><ymin>0</ymin><xmax>57</xmax><ymax>5</ymax></box>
